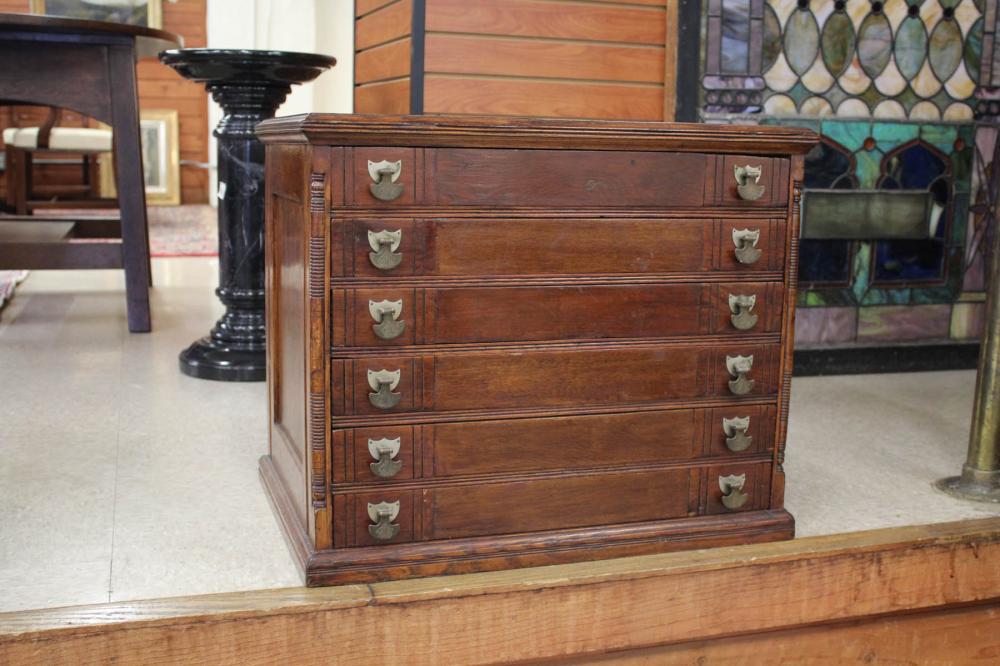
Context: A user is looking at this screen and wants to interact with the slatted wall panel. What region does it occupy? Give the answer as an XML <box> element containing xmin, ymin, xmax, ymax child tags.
<box><xmin>354</xmin><ymin>0</ymin><xmax>677</xmax><ymax>120</ymax></box>
<box><xmin>354</xmin><ymin>0</ymin><xmax>414</xmax><ymax>114</ymax></box>
<box><xmin>0</xmin><ymin>0</ymin><xmax>209</xmax><ymax>203</ymax></box>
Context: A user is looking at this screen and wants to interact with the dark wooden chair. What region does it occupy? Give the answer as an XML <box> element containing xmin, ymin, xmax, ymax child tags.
<box><xmin>3</xmin><ymin>106</ymin><xmax>116</xmax><ymax>214</ymax></box>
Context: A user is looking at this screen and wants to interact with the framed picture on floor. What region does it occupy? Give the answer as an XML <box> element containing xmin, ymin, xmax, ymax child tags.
<box><xmin>98</xmin><ymin>109</ymin><xmax>180</xmax><ymax>205</ymax></box>
<box><xmin>28</xmin><ymin>0</ymin><xmax>162</xmax><ymax>29</ymax></box>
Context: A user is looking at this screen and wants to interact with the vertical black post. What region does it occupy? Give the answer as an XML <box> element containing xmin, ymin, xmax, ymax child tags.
<box><xmin>675</xmin><ymin>0</ymin><xmax>703</xmax><ymax>123</ymax></box>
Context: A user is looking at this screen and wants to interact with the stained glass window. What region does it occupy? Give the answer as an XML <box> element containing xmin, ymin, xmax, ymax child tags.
<box><xmin>799</xmin><ymin>140</ymin><xmax>857</xmax><ymax>285</ymax></box>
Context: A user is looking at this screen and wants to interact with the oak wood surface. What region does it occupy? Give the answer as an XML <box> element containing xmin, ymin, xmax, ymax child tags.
<box><xmin>354</xmin><ymin>0</ymin><xmax>412</xmax><ymax>51</ymax></box>
<box><xmin>4</xmin><ymin>518</ymin><xmax>1000</xmax><ymax>664</ymax></box>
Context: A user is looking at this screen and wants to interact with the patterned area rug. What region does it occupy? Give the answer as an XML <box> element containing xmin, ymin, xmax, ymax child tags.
<box><xmin>147</xmin><ymin>205</ymin><xmax>217</xmax><ymax>257</ymax></box>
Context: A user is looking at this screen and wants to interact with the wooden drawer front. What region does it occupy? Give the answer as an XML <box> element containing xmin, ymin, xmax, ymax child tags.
<box><xmin>334</xmin><ymin>468</ymin><xmax>696</xmax><ymax>546</ymax></box>
<box><xmin>336</xmin><ymin>218</ymin><xmax>788</xmax><ymax>278</ymax></box>
<box><xmin>332</xmin><ymin>282</ymin><xmax>783</xmax><ymax>347</ymax></box>
<box><xmin>331</xmin><ymin>344</ymin><xmax>780</xmax><ymax>416</ymax></box>
<box><xmin>700</xmin><ymin>461</ymin><xmax>773</xmax><ymax>515</ymax></box>
<box><xmin>343</xmin><ymin>148</ymin><xmax>788</xmax><ymax>208</ymax></box>
<box><xmin>330</xmin><ymin>404</ymin><xmax>778</xmax><ymax>484</ymax></box>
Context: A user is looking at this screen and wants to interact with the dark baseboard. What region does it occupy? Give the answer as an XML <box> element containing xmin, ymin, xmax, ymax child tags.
<box><xmin>793</xmin><ymin>342</ymin><xmax>981</xmax><ymax>376</ymax></box>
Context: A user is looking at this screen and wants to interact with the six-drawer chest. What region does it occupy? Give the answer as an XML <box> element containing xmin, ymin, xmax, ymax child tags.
<box><xmin>256</xmin><ymin>115</ymin><xmax>815</xmax><ymax>585</ymax></box>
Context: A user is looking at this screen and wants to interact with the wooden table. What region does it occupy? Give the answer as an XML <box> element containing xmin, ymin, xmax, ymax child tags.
<box><xmin>0</xmin><ymin>13</ymin><xmax>179</xmax><ymax>332</ymax></box>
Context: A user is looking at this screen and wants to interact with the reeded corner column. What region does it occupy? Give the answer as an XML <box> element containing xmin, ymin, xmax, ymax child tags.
<box><xmin>160</xmin><ymin>49</ymin><xmax>334</xmax><ymax>381</ymax></box>
<box><xmin>936</xmin><ymin>126</ymin><xmax>1000</xmax><ymax>503</ymax></box>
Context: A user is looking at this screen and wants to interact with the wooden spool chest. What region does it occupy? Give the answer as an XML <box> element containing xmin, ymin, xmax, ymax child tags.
<box><xmin>256</xmin><ymin>115</ymin><xmax>815</xmax><ymax>585</ymax></box>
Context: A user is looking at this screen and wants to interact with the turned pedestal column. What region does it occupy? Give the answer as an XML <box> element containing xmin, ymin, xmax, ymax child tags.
<box><xmin>160</xmin><ymin>49</ymin><xmax>335</xmax><ymax>381</ymax></box>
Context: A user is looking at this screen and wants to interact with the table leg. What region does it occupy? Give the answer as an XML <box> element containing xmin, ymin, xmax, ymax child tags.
<box><xmin>108</xmin><ymin>44</ymin><xmax>151</xmax><ymax>333</ymax></box>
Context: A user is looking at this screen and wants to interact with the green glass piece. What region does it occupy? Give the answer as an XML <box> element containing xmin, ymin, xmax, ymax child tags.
<box><xmin>787</xmin><ymin>81</ymin><xmax>813</xmax><ymax>106</ymax></box>
<box><xmin>965</xmin><ymin>17</ymin><xmax>983</xmax><ymax>85</ymax></box>
<box><xmin>821</xmin><ymin>120</ymin><xmax>871</xmax><ymax>151</ymax></box>
<box><xmin>852</xmin><ymin>242</ymin><xmax>872</xmax><ymax>303</ymax></box>
<box><xmin>950</xmin><ymin>193</ymin><xmax>971</xmax><ymax>245</ymax></box>
<box><xmin>952</xmin><ymin>148</ymin><xmax>972</xmax><ymax>193</ymax></box>
<box><xmin>857</xmin><ymin>12</ymin><xmax>892</xmax><ymax>78</ymax></box>
<box><xmin>895</xmin><ymin>86</ymin><xmax>921</xmax><ymax>112</ymax></box>
<box><xmin>855</xmin><ymin>148</ymin><xmax>884</xmax><ymax>188</ymax></box>
<box><xmin>911</xmin><ymin>286</ymin><xmax>955</xmax><ymax>304</ymax></box>
<box><xmin>929</xmin><ymin>19</ymin><xmax>963</xmax><ymax>81</ymax></box>
<box><xmin>784</xmin><ymin>9</ymin><xmax>820</xmax><ymax>75</ymax></box>
<box><xmin>861</xmin><ymin>288</ymin><xmax>912</xmax><ymax>305</ymax></box>
<box><xmin>860</xmin><ymin>84</ymin><xmax>885</xmax><ymax>110</ymax></box>
<box><xmin>802</xmin><ymin>190</ymin><xmax>934</xmax><ymax>240</ymax></box>
<box><xmin>974</xmin><ymin>0</ymin><xmax>985</xmax><ymax>11</ymax></box>
<box><xmin>938</xmin><ymin>0</ymin><xmax>961</xmax><ymax>7</ymax></box>
<box><xmin>872</xmin><ymin>123</ymin><xmax>920</xmax><ymax>152</ymax></box>
<box><xmin>821</xmin><ymin>10</ymin><xmax>856</xmax><ymax>77</ymax></box>
<box><xmin>760</xmin><ymin>117</ymin><xmax>821</xmax><ymax>131</ymax></box>
<box><xmin>762</xmin><ymin>4</ymin><xmax>782</xmax><ymax>73</ymax></box>
<box><xmin>824</xmin><ymin>83</ymin><xmax>849</xmax><ymax>109</ymax></box>
<box><xmin>894</xmin><ymin>17</ymin><xmax>929</xmax><ymax>81</ymax></box>
<box><xmin>919</xmin><ymin>124</ymin><xmax>957</xmax><ymax>155</ymax></box>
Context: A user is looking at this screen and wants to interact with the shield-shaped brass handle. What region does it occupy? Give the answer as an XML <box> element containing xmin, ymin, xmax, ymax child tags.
<box><xmin>728</xmin><ymin>293</ymin><xmax>758</xmax><ymax>331</ymax></box>
<box><xmin>367</xmin><ymin>500</ymin><xmax>401</xmax><ymax>541</ymax></box>
<box><xmin>368</xmin><ymin>437</ymin><xmax>403</xmax><ymax>478</ymax></box>
<box><xmin>722</xmin><ymin>416</ymin><xmax>753</xmax><ymax>452</ymax></box>
<box><xmin>726</xmin><ymin>354</ymin><xmax>755</xmax><ymax>395</ymax></box>
<box><xmin>734</xmin><ymin>164</ymin><xmax>765</xmax><ymax>201</ymax></box>
<box><xmin>732</xmin><ymin>228</ymin><xmax>762</xmax><ymax>265</ymax></box>
<box><xmin>719</xmin><ymin>474</ymin><xmax>749</xmax><ymax>510</ymax></box>
<box><xmin>368</xmin><ymin>159</ymin><xmax>404</xmax><ymax>201</ymax></box>
<box><xmin>368</xmin><ymin>229</ymin><xmax>402</xmax><ymax>270</ymax></box>
<box><xmin>369</xmin><ymin>299</ymin><xmax>406</xmax><ymax>340</ymax></box>
<box><xmin>367</xmin><ymin>369</ymin><xmax>401</xmax><ymax>410</ymax></box>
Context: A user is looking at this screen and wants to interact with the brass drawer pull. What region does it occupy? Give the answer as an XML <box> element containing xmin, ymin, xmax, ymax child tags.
<box><xmin>728</xmin><ymin>293</ymin><xmax>758</xmax><ymax>331</ymax></box>
<box><xmin>732</xmin><ymin>228</ymin><xmax>762</xmax><ymax>265</ymax></box>
<box><xmin>368</xmin><ymin>159</ymin><xmax>404</xmax><ymax>201</ymax></box>
<box><xmin>369</xmin><ymin>299</ymin><xmax>405</xmax><ymax>340</ymax></box>
<box><xmin>367</xmin><ymin>369</ymin><xmax>401</xmax><ymax>410</ymax></box>
<box><xmin>722</xmin><ymin>416</ymin><xmax>753</xmax><ymax>452</ymax></box>
<box><xmin>734</xmin><ymin>164</ymin><xmax>765</xmax><ymax>201</ymax></box>
<box><xmin>726</xmin><ymin>354</ymin><xmax>755</xmax><ymax>395</ymax></box>
<box><xmin>368</xmin><ymin>437</ymin><xmax>403</xmax><ymax>478</ymax></box>
<box><xmin>367</xmin><ymin>229</ymin><xmax>402</xmax><ymax>270</ymax></box>
<box><xmin>719</xmin><ymin>474</ymin><xmax>749</xmax><ymax>510</ymax></box>
<box><xmin>367</xmin><ymin>500</ymin><xmax>401</xmax><ymax>541</ymax></box>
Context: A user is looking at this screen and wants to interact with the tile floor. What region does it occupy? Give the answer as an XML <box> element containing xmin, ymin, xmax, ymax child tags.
<box><xmin>1</xmin><ymin>260</ymin><xmax>999</xmax><ymax>613</ymax></box>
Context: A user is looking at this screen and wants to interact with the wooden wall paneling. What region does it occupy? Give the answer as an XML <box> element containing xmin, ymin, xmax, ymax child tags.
<box><xmin>354</xmin><ymin>0</ymin><xmax>416</xmax><ymax>113</ymax></box>
<box><xmin>355</xmin><ymin>0</ymin><xmax>413</xmax><ymax>50</ymax></box>
<box><xmin>2</xmin><ymin>518</ymin><xmax>1000</xmax><ymax>665</ymax></box>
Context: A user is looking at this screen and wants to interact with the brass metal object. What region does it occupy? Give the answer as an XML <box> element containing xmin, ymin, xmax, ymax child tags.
<box><xmin>936</xmin><ymin>137</ymin><xmax>1000</xmax><ymax>503</ymax></box>
<box><xmin>368</xmin><ymin>437</ymin><xmax>403</xmax><ymax>478</ymax></box>
<box><xmin>726</xmin><ymin>354</ymin><xmax>755</xmax><ymax>395</ymax></box>
<box><xmin>367</xmin><ymin>500</ymin><xmax>401</xmax><ymax>541</ymax></box>
<box><xmin>368</xmin><ymin>159</ymin><xmax>404</xmax><ymax>201</ymax></box>
<box><xmin>728</xmin><ymin>293</ymin><xmax>758</xmax><ymax>331</ymax></box>
<box><xmin>719</xmin><ymin>474</ymin><xmax>749</xmax><ymax>510</ymax></box>
<box><xmin>369</xmin><ymin>299</ymin><xmax>406</xmax><ymax>340</ymax></box>
<box><xmin>367</xmin><ymin>229</ymin><xmax>403</xmax><ymax>270</ymax></box>
<box><xmin>732</xmin><ymin>228</ymin><xmax>762</xmax><ymax>265</ymax></box>
<box><xmin>734</xmin><ymin>164</ymin><xmax>765</xmax><ymax>201</ymax></box>
<box><xmin>801</xmin><ymin>189</ymin><xmax>934</xmax><ymax>240</ymax></box>
<box><xmin>367</xmin><ymin>369</ymin><xmax>402</xmax><ymax>410</ymax></box>
<box><xmin>722</xmin><ymin>416</ymin><xmax>753</xmax><ymax>452</ymax></box>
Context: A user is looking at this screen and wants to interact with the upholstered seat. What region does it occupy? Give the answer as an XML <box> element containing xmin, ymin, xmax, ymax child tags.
<box><xmin>8</xmin><ymin>126</ymin><xmax>113</xmax><ymax>153</ymax></box>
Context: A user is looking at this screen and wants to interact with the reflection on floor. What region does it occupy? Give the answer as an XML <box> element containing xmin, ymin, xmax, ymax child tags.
<box><xmin>1</xmin><ymin>260</ymin><xmax>998</xmax><ymax>613</ymax></box>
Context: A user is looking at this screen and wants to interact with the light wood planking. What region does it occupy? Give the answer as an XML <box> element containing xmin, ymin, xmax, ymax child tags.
<box><xmin>355</xmin><ymin>0</ymin><xmax>413</xmax><ymax>51</ymax></box>
<box><xmin>574</xmin><ymin>604</ymin><xmax>1000</xmax><ymax>664</ymax></box>
<box><xmin>355</xmin><ymin>38</ymin><xmax>412</xmax><ymax>84</ymax></box>
<box><xmin>424</xmin><ymin>75</ymin><xmax>663</xmax><ymax>119</ymax></box>
<box><xmin>356</xmin><ymin>0</ymin><xmax>399</xmax><ymax>17</ymax></box>
<box><xmin>355</xmin><ymin>78</ymin><xmax>411</xmax><ymax>114</ymax></box>
<box><xmin>663</xmin><ymin>0</ymin><xmax>677</xmax><ymax>120</ymax></box>
<box><xmin>3</xmin><ymin>518</ymin><xmax>1000</xmax><ymax>665</ymax></box>
<box><xmin>425</xmin><ymin>0</ymin><xmax>666</xmax><ymax>45</ymax></box>
<box><xmin>424</xmin><ymin>33</ymin><xmax>664</xmax><ymax>83</ymax></box>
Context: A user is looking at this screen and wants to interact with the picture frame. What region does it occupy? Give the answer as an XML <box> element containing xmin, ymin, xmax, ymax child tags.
<box><xmin>28</xmin><ymin>0</ymin><xmax>162</xmax><ymax>29</ymax></box>
<box><xmin>98</xmin><ymin>109</ymin><xmax>180</xmax><ymax>206</ymax></box>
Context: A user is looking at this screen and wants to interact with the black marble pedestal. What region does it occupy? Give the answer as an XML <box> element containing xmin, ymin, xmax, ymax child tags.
<box><xmin>160</xmin><ymin>49</ymin><xmax>335</xmax><ymax>381</ymax></box>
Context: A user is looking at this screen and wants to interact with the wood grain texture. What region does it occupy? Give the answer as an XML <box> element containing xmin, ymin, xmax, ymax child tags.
<box><xmin>355</xmin><ymin>0</ymin><xmax>412</xmax><ymax>50</ymax></box>
<box><xmin>354</xmin><ymin>78</ymin><xmax>410</xmax><ymax>114</ymax></box>
<box><xmin>424</xmin><ymin>75</ymin><xmax>663</xmax><ymax>120</ymax></box>
<box><xmin>3</xmin><ymin>519</ymin><xmax>1000</xmax><ymax>664</ymax></box>
<box><xmin>354</xmin><ymin>37</ymin><xmax>411</xmax><ymax>84</ymax></box>
<box><xmin>425</xmin><ymin>0</ymin><xmax>666</xmax><ymax>44</ymax></box>
<box><xmin>424</xmin><ymin>34</ymin><xmax>665</xmax><ymax>84</ymax></box>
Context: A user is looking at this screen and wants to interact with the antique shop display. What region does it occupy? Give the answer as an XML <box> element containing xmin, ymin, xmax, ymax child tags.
<box><xmin>160</xmin><ymin>49</ymin><xmax>335</xmax><ymax>381</ymax></box>
<box><xmin>256</xmin><ymin>114</ymin><xmax>814</xmax><ymax>585</ymax></box>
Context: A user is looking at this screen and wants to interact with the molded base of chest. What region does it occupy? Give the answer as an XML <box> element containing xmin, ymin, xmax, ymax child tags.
<box><xmin>261</xmin><ymin>454</ymin><xmax>793</xmax><ymax>586</ymax></box>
